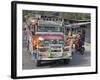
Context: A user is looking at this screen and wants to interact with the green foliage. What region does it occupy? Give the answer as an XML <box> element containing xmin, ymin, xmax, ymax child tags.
<box><xmin>23</xmin><ymin>10</ymin><xmax>90</xmax><ymax>20</ymax></box>
<box><xmin>59</xmin><ymin>12</ymin><xmax>90</xmax><ymax>20</ymax></box>
<box><xmin>23</xmin><ymin>10</ymin><xmax>33</xmax><ymax>16</ymax></box>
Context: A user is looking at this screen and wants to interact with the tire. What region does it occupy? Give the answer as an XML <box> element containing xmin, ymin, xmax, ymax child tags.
<box><xmin>36</xmin><ymin>60</ymin><xmax>41</xmax><ymax>66</ymax></box>
<box><xmin>80</xmin><ymin>47</ymin><xmax>85</xmax><ymax>55</ymax></box>
<box><xmin>63</xmin><ymin>59</ymin><xmax>70</xmax><ymax>64</ymax></box>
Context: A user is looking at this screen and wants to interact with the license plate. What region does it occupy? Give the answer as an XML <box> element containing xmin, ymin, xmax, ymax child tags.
<box><xmin>51</xmin><ymin>52</ymin><xmax>62</xmax><ymax>58</ymax></box>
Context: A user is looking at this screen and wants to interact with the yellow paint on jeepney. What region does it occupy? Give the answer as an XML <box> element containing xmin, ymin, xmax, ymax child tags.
<box><xmin>32</xmin><ymin>35</ymin><xmax>43</xmax><ymax>49</ymax></box>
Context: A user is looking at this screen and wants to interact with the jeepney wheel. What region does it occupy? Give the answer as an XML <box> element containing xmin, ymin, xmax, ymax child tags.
<box><xmin>63</xmin><ymin>59</ymin><xmax>70</xmax><ymax>64</ymax></box>
<box><xmin>80</xmin><ymin>47</ymin><xmax>85</xmax><ymax>55</ymax></box>
<box><xmin>36</xmin><ymin>60</ymin><xmax>41</xmax><ymax>66</ymax></box>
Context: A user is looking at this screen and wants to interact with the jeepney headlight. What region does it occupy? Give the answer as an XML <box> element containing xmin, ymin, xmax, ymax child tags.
<box><xmin>38</xmin><ymin>37</ymin><xmax>44</xmax><ymax>41</ymax></box>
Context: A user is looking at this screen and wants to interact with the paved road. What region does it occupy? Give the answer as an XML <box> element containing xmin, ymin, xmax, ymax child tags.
<box><xmin>22</xmin><ymin>41</ymin><xmax>91</xmax><ymax>69</ymax></box>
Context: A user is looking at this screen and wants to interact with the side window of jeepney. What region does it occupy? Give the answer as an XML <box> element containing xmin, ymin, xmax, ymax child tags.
<box><xmin>60</xmin><ymin>27</ymin><xmax>64</xmax><ymax>32</ymax></box>
<box><xmin>37</xmin><ymin>26</ymin><xmax>44</xmax><ymax>32</ymax></box>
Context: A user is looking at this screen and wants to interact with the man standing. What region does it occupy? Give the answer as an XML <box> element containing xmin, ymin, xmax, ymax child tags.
<box><xmin>31</xmin><ymin>18</ymin><xmax>38</xmax><ymax>35</ymax></box>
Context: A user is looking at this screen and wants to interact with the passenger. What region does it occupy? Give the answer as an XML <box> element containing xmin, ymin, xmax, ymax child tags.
<box><xmin>65</xmin><ymin>31</ymin><xmax>75</xmax><ymax>55</ymax></box>
<box><xmin>75</xmin><ymin>31</ymin><xmax>81</xmax><ymax>49</ymax></box>
<box><xmin>65</xmin><ymin>31</ymin><xmax>73</xmax><ymax>46</ymax></box>
<box><xmin>75</xmin><ymin>31</ymin><xmax>85</xmax><ymax>53</ymax></box>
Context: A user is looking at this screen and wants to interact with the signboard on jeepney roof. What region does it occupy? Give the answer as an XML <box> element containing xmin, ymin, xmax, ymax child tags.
<box><xmin>38</xmin><ymin>20</ymin><xmax>63</xmax><ymax>27</ymax></box>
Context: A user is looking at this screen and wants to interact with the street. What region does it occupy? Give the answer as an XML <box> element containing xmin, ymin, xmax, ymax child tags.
<box><xmin>22</xmin><ymin>41</ymin><xmax>91</xmax><ymax>69</ymax></box>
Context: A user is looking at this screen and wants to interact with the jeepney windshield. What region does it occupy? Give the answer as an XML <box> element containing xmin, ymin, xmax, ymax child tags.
<box><xmin>37</xmin><ymin>26</ymin><xmax>63</xmax><ymax>32</ymax></box>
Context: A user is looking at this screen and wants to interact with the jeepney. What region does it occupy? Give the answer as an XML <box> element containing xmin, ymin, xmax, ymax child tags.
<box><xmin>28</xmin><ymin>20</ymin><xmax>72</xmax><ymax>66</ymax></box>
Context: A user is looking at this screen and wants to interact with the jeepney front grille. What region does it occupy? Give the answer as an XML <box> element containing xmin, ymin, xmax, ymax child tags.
<box><xmin>50</xmin><ymin>44</ymin><xmax>63</xmax><ymax>58</ymax></box>
<box><xmin>51</xmin><ymin>50</ymin><xmax>61</xmax><ymax>52</ymax></box>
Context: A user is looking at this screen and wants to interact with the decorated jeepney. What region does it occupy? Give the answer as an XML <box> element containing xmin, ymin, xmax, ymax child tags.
<box><xmin>28</xmin><ymin>19</ymin><xmax>72</xmax><ymax>66</ymax></box>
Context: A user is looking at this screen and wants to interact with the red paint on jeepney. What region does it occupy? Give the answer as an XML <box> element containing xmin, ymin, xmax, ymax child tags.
<box><xmin>36</xmin><ymin>34</ymin><xmax>64</xmax><ymax>39</ymax></box>
<box><xmin>32</xmin><ymin>34</ymin><xmax>64</xmax><ymax>47</ymax></box>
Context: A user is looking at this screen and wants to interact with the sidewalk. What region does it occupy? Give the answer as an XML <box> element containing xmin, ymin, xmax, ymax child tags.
<box><xmin>84</xmin><ymin>42</ymin><xmax>91</xmax><ymax>51</ymax></box>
